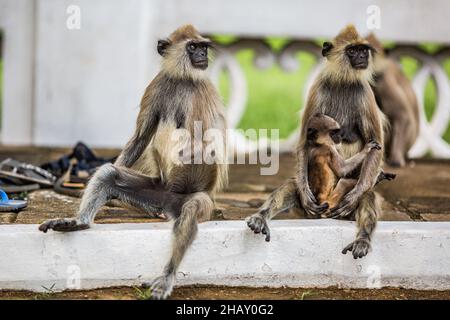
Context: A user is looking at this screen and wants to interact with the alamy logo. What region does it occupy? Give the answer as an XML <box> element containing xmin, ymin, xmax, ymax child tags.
<box><xmin>366</xmin><ymin>5</ymin><xmax>381</xmax><ymax>30</ymax></box>
<box><xmin>66</xmin><ymin>5</ymin><xmax>81</xmax><ymax>30</ymax></box>
<box><xmin>169</xmin><ymin>121</ymin><xmax>280</xmax><ymax>175</ymax></box>
<box><xmin>66</xmin><ymin>265</ymin><xmax>81</xmax><ymax>289</ymax></box>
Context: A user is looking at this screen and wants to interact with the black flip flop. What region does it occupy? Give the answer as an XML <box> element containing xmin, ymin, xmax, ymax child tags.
<box><xmin>0</xmin><ymin>176</ymin><xmax>40</xmax><ymax>193</ymax></box>
<box><xmin>0</xmin><ymin>158</ymin><xmax>56</xmax><ymax>187</ymax></box>
<box><xmin>41</xmin><ymin>141</ymin><xmax>117</xmax><ymax>178</ymax></box>
<box><xmin>53</xmin><ymin>164</ymin><xmax>85</xmax><ymax>198</ymax></box>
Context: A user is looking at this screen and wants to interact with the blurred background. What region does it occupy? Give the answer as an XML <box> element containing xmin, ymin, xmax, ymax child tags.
<box><xmin>1</xmin><ymin>0</ymin><xmax>449</xmax><ymax>158</ymax></box>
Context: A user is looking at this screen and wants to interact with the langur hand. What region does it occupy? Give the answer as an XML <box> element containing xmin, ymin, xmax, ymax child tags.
<box><xmin>300</xmin><ymin>186</ymin><xmax>329</xmax><ymax>216</ymax></box>
<box><xmin>246</xmin><ymin>213</ymin><xmax>271</xmax><ymax>241</ymax></box>
<box><xmin>366</xmin><ymin>140</ymin><xmax>381</xmax><ymax>152</ymax></box>
<box><xmin>328</xmin><ymin>188</ymin><xmax>361</xmax><ymax>219</ymax></box>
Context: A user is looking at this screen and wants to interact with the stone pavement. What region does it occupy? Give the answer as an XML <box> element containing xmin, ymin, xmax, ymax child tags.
<box><xmin>0</xmin><ymin>146</ymin><xmax>449</xmax><ymax>225</ymax></box>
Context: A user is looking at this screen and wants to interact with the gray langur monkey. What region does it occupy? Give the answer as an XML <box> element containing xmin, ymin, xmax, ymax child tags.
<box><xmin>39</xmin><ymin>25</ymin><xmax>228</xmax><ymax>299</ymax></box>
<box><xmin>247</xmin><ymin>25</ymin><xmax>387</xmax><ymax>259</ymax></box>
<box><xmin>366</xmin><ymin>33</ymin><xmax>420</xmax><ymax>167</ymax></box>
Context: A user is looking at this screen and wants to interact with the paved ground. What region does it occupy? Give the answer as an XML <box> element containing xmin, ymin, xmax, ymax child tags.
<box><xmin>1</xmin><ymin>146</ymin><xmax>449</xmax><ymax>300</ymax></box>
<box><xmin>0</xmin><ymin>146</ymin><xmax>449</xmax><ymax>225</ymax></box>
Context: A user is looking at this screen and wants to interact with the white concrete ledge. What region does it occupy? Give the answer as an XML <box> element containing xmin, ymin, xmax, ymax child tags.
<box><xmin>1</xmin><ymin>220</ymin><xmax>450</xmax><ymax>292</ymax></box>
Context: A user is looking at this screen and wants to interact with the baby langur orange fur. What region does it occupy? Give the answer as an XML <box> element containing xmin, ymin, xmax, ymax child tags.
<box><xmin>306</xmin><ymin>114</ymin><xmax>383</xmax><ymax>216</ymax></box>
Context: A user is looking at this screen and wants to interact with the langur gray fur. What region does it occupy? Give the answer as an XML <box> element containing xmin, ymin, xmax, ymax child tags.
<box><xmin>247</xmin><ymin>25</ymin><xmax>387</xmax><ymax>259</ymax></box>
<box><xmin>39</xmin><ymin>25</ymin><xmax>228</xmax><ymax>299</ymax></box>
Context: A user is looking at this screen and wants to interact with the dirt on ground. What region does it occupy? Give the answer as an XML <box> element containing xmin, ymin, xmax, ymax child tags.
<box><xmin>1</xmin><ymin>285</ymin><xmax>450</xmax><ymax>300</ymax></box>
<box><xmin>1</xmin><ymin>146</ymin><xmax>450</xmax><ymax>225</ymax></box>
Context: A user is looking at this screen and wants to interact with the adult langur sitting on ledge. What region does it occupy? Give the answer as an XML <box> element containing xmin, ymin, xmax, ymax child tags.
<box><xmin>247</xmin><ymin>25</ymin><xmax>387</xmax><ymax>259</ymax></box>
<box><xmin>39</xmin><ymin>25</ymin><xmax>228</xmax><ymax>300</ymax></box>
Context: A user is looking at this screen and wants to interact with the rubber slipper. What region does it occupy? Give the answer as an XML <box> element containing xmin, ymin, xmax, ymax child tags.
<box><xmin>0</xmin><ymin>158</ymin><xmax>56</xmax><ymax>187</ymax></box>
<box><xmin>41</xmin><ymin>141</ymin><xmax>117</xmax><ymax>178</ymax></box>
<box><xmin>53</xmin><ymin>164</ymin><xmax>85</xmax><ymax>198</ymax></box>
<box><xmin>0</xmin><ymin>176</ymin><xmax>40</xmax><ymax>193</ymax></box>
<box><xmin>0</xmin><ymin>189</ymin><xmax>27</xmax><ymax>212</ymax></box>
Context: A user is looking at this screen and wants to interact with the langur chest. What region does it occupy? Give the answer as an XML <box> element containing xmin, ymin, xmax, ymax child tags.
<box><xmin>149</xmin><ymin>90</ymin><xmax>219</xmax><ymax>175</ymax></box>
<box><xmin>317</xmin><ymin>83</ymin><xmax>367</xmax><ymax>158</ymax></box>
<box><xmin>151</xmin><ymin>108</ymin><xmax>194</xmax><ymax>171</ymax></box>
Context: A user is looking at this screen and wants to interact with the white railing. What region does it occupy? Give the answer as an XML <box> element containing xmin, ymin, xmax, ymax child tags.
<box><xmin>211</xmin><ymin>41</ymin><xmax>450</xmax><ymax>158</ymax></box>
<box><xmin>389</xmin><ymin>47</ymin><xmax>450</xmax><ymax>158</ymax></box>
<box><xmin>2</xmin><ymin>0</ymin><xmax>450</xmax><ymax>154</ymax></box>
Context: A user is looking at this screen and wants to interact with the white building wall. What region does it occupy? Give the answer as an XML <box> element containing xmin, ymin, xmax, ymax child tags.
<box><xmin>33</xmin><ymin>0</ymin><xmax>161</xmax><ymax>147</ymax></box>
<box><xmin>0</xmin><ymin>0</ymin><xmax>35</xmax><ymax>144</ymax></box>
<box><xmin>1</xmin><ymin>0</ymin><xmax>450</xmax><ymax>147</ymax></box>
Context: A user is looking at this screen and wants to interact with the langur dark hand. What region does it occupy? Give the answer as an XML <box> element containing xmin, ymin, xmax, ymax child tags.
<box><xmin>301</xmin><ymin>187</ymin><xmax>329</xmax><ymax>216</ymax></box>
<box><xmin>328</xmin><ymin>189</ymin><xmax>361</xmax><ymax>218</ymax></box>
<box><xmin>366</xmin><ymin>140</ymin><xmax>381</xmax><ymax>151</ymax></box>
<box><xmin>246</xmin><ymin>213</ymin><xmax>271</xmax><ymax>242</ymax></box>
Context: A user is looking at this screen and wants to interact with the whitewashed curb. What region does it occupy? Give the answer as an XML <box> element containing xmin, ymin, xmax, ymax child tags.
<box><xmin>0</xmin><ymin>220</ymin><xmax>449</xmax><ymax>292</ymax></box>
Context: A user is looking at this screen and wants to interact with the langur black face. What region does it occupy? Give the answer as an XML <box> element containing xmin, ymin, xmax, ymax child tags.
<box><xmin>186</xmin><ymin>41</ymin><xmax>210</xmax><ymax>70</ymax></box>
<box><xmin>329</xmin><ymin>128</ymin><xmax>342</xmax><ymax>144</ymax></box>
<box><xmin>345</xmin><ymin>44</ymin><xmax>373</xmax><ymax>69</ymax></box>
<box><xmin>307</xmin><ymin>127</ymin><xmax>319</xmax><ymax>143</ymax></box>
<box><xmin>307</xmin><ymin>128</ymin><xmax>342</xmax><ymax>145</ymax></box>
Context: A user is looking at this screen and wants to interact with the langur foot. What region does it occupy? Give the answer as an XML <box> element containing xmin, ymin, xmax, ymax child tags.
<box><xmin>383</xmin><ymin>173</ymin><xmax>396</xmax><ymax>180</ymax></box>
<box><xmin>246</xmin><ymin>213</ymin><xmax>271</xmax><ymax>241</ymax></box>
<box><xmin>387</xmin><ymin>156</ymin><xmax>405</xmax><ymax>168</ymax></box>
<box><xmin>142</xmin><ymin>274</ymin><xmax>175</xmax><ymax>300</ymax></box>
<box><xmin>38</xmin><ymin>218</ymin><xmax>90</xmax><ymax>233</ymax></box>
<box><xmin>342</xmin><ymin>238</ymin><xmax>371</xmax><ymax>259</ymax></box>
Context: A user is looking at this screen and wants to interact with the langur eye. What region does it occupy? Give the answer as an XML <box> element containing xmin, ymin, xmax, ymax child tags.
<box><xmin>348</xmin><ymin>48</ymin><xmax>356</xmax><ymax>55</ymax></box>
<box><xmin>330</xmin><ymin>129</ymin><xmax>340</xmax><ymax>136</ymax></box>
<box><xmin>189</xmin><ymin>43</ymin><xmax>196</xmax><ymax>51</ymax></box>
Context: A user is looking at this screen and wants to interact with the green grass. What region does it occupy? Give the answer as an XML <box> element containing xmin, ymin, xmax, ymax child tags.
<box><xmin>133</xmin><ymin>286</ymin><xmax>153</xmax><ymax>300</ymax></box>
<box><xmin>33</xmin><ymin>284</ymin><xmax>57</xmax><ymax>300</ymax></box>
<box><xmin>213</xmin><ymin>37</ymin><xmax>450</xmax><ymax>142</ymax></box>
<box><xmin>218</xmin><ymin>49</ymin><xmax>316</xmax><ymax>139</ymax></box>
<box><xmin>0</xmin><ymin>39</ymin><xmax>449</xmax><ymax>142</ymax></box>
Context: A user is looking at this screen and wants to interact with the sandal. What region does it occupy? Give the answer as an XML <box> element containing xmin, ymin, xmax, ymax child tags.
<box><xmin>41</xmin><ymin>141</ymin><xmax>117</xmax><ymax>178</ymax></box>
<box><xmin>0</xmin><ymin>189</ymin><xmax>27</xmax><ymax>212</ymax></box>
<box><xmin>53</xmin><ymin>163</ymin><xmax>85</xmax><ymax>198</ymax></box>
<box><xmin>43</xmin><ymin>142</ymin><xmax>117</xmax><ymax>197</ymax></box>
<box><xmin>0</xmin><ymin>176</ymin><xmax>40</xmax><ymax>193</ymax></box>
<box><xmin>0</xmin><ymin>158</ymin><xmax>56</xmax><ymax>187</ymax></box>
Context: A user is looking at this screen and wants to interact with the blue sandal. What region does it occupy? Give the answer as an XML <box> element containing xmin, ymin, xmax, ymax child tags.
<box><xmin>0</xmin><ymin>189</ymin><xmax>27</xmax><ymax>212</ymax></box>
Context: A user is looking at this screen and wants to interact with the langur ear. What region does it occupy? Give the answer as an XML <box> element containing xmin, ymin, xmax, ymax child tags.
<box><xmin>322</xmin><ymin>42</ymin><xmax>334</xmax><ymax>57</ymax></box>
<box><xmin>367</xmin><ymin>44</ymin><xmax>377</xmax><ymax>54</ymax></box>
<box><xmin>157</xmin><ymin>39</ymin><xmax>171</xmax><ymax>56</ymax></box>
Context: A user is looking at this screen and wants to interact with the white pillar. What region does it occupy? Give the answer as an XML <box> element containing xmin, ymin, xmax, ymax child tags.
<box><xmin>0</xmin><ymin>0</ymin><xmax>35</xmax><ymax>145</ymax></box>
<box><xmin>32</xmin><ymin>0</ymin><xmax>161</xmax><ymax>147</ymax></box>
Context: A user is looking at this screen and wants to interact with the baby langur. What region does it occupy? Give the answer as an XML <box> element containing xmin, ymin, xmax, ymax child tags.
<box><xmin>248</xmin><ymin>114</ymin><xmax>392</xmax><ymax>240</ymax></box>
<box><xmin>306</xmin><ymin>114</ymin><xmax>393</xmax><ymax>216</ymax></box>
